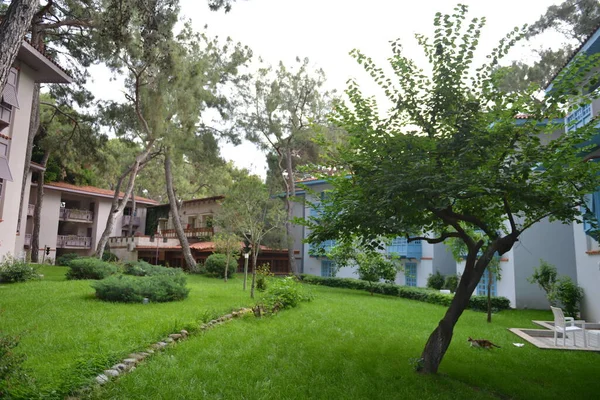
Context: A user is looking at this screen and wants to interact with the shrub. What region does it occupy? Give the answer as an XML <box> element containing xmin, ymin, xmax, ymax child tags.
<box><xmin>123</xmin><ymin>260</ymin><xmax>181</xmax><ymax>277</ymax></box>
<box><xmin>299</xmin><ymin>274</ymin><xmax>511</xmax><ymax>311</ymax></box>
<box><xmin>91</xmin><ymin>272</ymin><xmax>190</xmax><ymax>303</ymax></box>
<box><xmin>444</xmin><ymin>274</ymin><xmax>460</xmax><ymax>293</ymax></box>
<box><xmin>262</xmin><ymin>276</ymin><xmax>313</xmax><ymax>310</ymax></box>
<box><xmin>256</xmin><ymin>264</ymin><xmax>273</xmax><ymax>291</ymax></box>
<box><xmin>205</xmin><ymin>254</ymin><xmax>237</xmax><ymax>278</ymax></box>
<box><xmin>66</xmin><ymin>258</ymin><xmax>118</xmax><ymax>280</ymax></box>
<box><xmin>528</xmin><ymin>260</ymin><xmax>557</xmax><ymax>296</ymax></box>
<box><xmin>0</xmin><ymin>255</ymin><xmax>39</xmax><ymax>283</ymax></box>
<box><xmin>55</xmin><ymin>253</ymin><xmax>81</xmax><ymax>267</ymax></box>
<box><xmin>189</xmin><ymin>262</ymin><xmax>207</xmax><ymax>275</ymax></box>
<box><xmin>426</xmin><ymin>271</ymin><xmax>445</xmax><ymax>290</ymax></box>
<box><xmin>549</xmin><ymin>276</ymin><xmax>584</xmax><ymax>318</ymax></box>
<box><xmin>101</xmin><ymin>251</ymin><xmax>119</xmax><ymax>262</ymax></box>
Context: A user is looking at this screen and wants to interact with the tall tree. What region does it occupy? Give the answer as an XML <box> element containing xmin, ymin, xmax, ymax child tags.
<box><xmin>216</xmin><ymin>174</ymin><xmax>286</xmax><ymax>298</ymax></box>
<box><xmin>242</xmin><ymin>57</ymin><xmax>335</xmax><ymax>275</ymax></box>
<box><xmin>306</xmin><ymin>5</ymin><xmax>600</xmax><ymax>374</ymax></box>
<box><xmin>0</xmin><ymin>0</ymin><xmax>39</xmax><ymax>92</ymax></box>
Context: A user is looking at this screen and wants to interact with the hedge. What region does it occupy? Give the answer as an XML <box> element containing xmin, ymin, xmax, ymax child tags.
<box><xmin>65</xmin><ymin>258</ymin><xmax>119</xmax><ymax>280</ymax></box>
<box><xmin>91</xmin><ymin>273</ymin><xmax>190</xmax><ymax>303</ymax></box>
<box><xmin>123</xmin><ymin>260</ymin><xmax>181</xmax><ymax>277</ymax></box>
<box><xmin>299</xmin><ymin>274</ymin><xmax>511</xmax><ymax>311</ymax></box>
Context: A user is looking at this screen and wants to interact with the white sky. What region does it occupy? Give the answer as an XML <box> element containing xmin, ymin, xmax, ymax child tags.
<box><xmin>87</xmin><ymin>0</ymin><xmax>563</xmax><ymax>179</ymax></box>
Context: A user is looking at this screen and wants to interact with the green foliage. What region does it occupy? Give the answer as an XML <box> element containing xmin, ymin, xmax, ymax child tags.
<box><xmin>261</xmin><ymin>276</ymin><xmax>313</xmax><ymax>310</ymax></box>
<box><xmin>101</xmin><ymin>251</ymin><xmax>119</xmax><ymax>263</ymax></box>
<box><xmin>426</xmin><ymin>271</ymin><xmax>445</xmax><ymax>290</ymax></box>
<box><xmin>91</xmin><ymin>273</ymin><xmax>190</xmax><ymax>303</ymax></box>
<box><xmin>549</xmin><ymin>276</ymin><xmax>584</xmax><ymax>318</ymax></box>
<box><xmin>0</xmin><ymin>255</ymin><xmax>39</xmax><ymax>283</ymax></box>
<box><xmin>0</xmin><ymin>332</ymin><xmax>38</xmax><ymax>399</ymax></box>
<box><xmin>123</xmin><ymin>260</ymin><xmax>180</xmax><ymax>277</ymax></box>
<box><xmin>204</xmin><ymin>254</ymin><xmax>238</xmax><ymax>278</ymax></box>
<box><xmin>300</xmin><ymin>275</ymin><xmax>511</xmax><ymax>311</ymax></box>
<box><xmin>55</xmin><ymin>253</ymin><xmax>81</xmax><ymax>267</ymax></box>
<box><xmin>528</xmin><ymin>260</ymin><xmax>558</xmax><ymax>295</ymax></box>
<box><xmin>444</xmin><ymin>274</ymin><xmax>460</xmax><ymax>293</ymax></box>
<box><xmin>256</xmin><ymin>264</ymin><xmax>274</xmax><ymax>292</ymax></box>
<box><xmin>65</xmin><ymin>258</ymin><xmax>118</xmax><ymax>280</ymax></box>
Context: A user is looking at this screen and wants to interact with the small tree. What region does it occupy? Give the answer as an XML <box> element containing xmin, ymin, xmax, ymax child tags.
<box><xmin>213</xmin><ymin>232</ymin><xmax>241</xmax><ymax>282</ymax></box>
<box><xmin>528</xmin><ymin>259</ymin><xmax>558</xmax><ymax>296</ymax></box>
<box><xmin>529</xmin><ymin>260</ymin><xmax>583</xmax><ymax>318</ymax></box>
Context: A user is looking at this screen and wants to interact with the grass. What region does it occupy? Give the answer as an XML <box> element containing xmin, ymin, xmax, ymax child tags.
<box><xmin>0</xmin><ymin>266</ymin><xmax>254</xmax><ymax>398</ymax></box>
<box><xmin>3</xmin><ymin>269</ymin><xmax>600</xmax><ymax>399</ymax></box>
<box><xmin>92</xmin><ymin>285</ymin><xmax>600</xmax><ymax>400</ymax></box>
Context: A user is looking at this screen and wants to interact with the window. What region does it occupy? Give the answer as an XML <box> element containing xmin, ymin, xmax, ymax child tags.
<box><xmin>321</xmin><ymin>260</ymin><xmax>335</xmax><ymax>277</ymax></box>
<box><xmin>405</xmin><ymin>262</ymin><xmax>417</xmax><ymax>287</ymax></box>
<box><xmin>0</xmin><ymin>177</ymin><xmax>3</xmax><ymax>202</ymax></box>
<box><xmin>476</xmin><ymin>269</ymin><xmax>497</xmax><ymax>296</ymax></box>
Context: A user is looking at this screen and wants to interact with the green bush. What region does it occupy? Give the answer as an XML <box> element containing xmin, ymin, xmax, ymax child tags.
<box><xmin>55</xmin><ymin>253</ymin><xmax>81</xmax><ymax>267</ymax></box>
<box><xmin>123</xmin><ymin>260</ymin><xmax>181</xmax><ymax>276</ymax></box>
<box><xmin>299</xmin><ymin>274</ymin><xmax>511</xmax><ymax>311</ymax></box>
<box><xmin>189</xmin><ymin>262</ymin><xmax>207</xmax><ymax>275</ymax></box>
<box><xmin>256</xmin><ymin>264</ymin><xmax>273</xmax><ymax>292</ymax></box>
<box><xmin>262</xmin><ymin>276</ymin><xmax>313</xmax><ymax>310</ymax></box>
<box><xmin>91</xmin><ymin>272</ymin><xmax>190</xmax><ymax>303</ymax></box>
<box><xmin>444</xmin><ymin>274</ymin><xmax>460</xmax><ymax>293</ymax></box>
<box><xmin>549</xmin><ymin>276</ymin><xmax>584</xmax><ymax>318</ymax></box>
<box><xmin>205</xmin><ymin>254</ymin><xmax>237</xmax><ymax>278</ymax></box>
<box><xmin>101</xmin><ymin>251</ymin><xmax>119</xmax><ymax>262</ymax></box>
<box><xmin>65</xmin><ymin>258</ymin><xmax>118</xmax><ymax>280</ymax></box>
<box><xmin>0</xmin><ymin>255</ymin><xmax>39</xmax><ymax>283</ymax></box>
<box><xmin>426</xmin><ymin>271</ymin><xmax>445</xmax><ymax>290</ymax></box>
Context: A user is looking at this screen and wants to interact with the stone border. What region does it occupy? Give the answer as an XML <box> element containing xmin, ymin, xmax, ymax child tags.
<box><xmin>93</xmin><ymin>307</ymin><xmax>254</xmax><ymax>386</ymax></box>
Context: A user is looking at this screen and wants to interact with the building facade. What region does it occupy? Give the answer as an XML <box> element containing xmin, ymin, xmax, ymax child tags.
<box><xmin>0</xmin><ymin>41</ymin><xmax>72</xmax><ymax>260</ymax></box>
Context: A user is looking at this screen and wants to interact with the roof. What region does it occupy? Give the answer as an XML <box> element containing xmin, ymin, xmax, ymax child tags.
<box><xmin>43</xmin><ymin>181</ymin><xmax>159</xmax><ymax>205</ymax></box>
<box><xmin>18</xmin><ymin>41</ymin><xmax>72</xmax><ymax>83</ymax></box>
<box><xmin>545</xmin><ymin>24</ymin><xmax>600</xmax><ymax>90</ymax></box>
<box><xmin>150</xmin><ymin>195</ymin><xmax>225</xmax><ymax>209</ymax></box>
<box><xmin>136</xmin><ymin>241</ymin><xmax>287</xmax><ymax>253</ymax></box>
<box><xmin>29</xmin><ymin>161</ymin><xmax>46</xmax><ymax>172</ymax></box>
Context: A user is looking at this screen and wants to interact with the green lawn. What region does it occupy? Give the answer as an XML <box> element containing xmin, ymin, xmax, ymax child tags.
<box><xmin>3</xmin><ymin>269</ymin><xmax>600</xmax><ymax>399</ymax></box>
<box><xmin>1</xmin><ymin>266</ymin><xmax>253</xmax><ymax>398</ymax></box>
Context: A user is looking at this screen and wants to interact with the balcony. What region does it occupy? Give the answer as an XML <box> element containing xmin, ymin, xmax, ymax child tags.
<box><xmin>24</xmin><ymin>234</ymin><xmax>31</xmax><ymax>247</ymax></box>
<box><xmin>566</xmin><ymin>103</ymin><xmax>592</xmax><ymax>132</ymax></box>
<box><xmin>122</xmin><ymin>215</ymin><xmax>141</xmax><ymax>227</ymax></box>
<box><xmin>56</xmin><ymin>235</ymin><xmax>92</xmax><ymax>249</ymax></box>
<box><xmin>60</xmin><ymin>207</ymin><xmax>94</xmax><ymax>223</ymax></box>
<box><xmin>387</xmin><ymin>238</ymin><xmax>422</xmax><ymax>259</ymax></box>
<box><xmin>161</xmin><ymin>227</ymin><xmax>213</xmax><ymax>239</ymax></box>
<box><xmin>27</xmin><ymin>204</ymin><xmax>34</xmax><ymax>216</ymax></box>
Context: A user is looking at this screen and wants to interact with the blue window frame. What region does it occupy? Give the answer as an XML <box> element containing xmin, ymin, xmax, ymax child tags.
<box><xmin>476</xmin><ymin>269</ymin><xmax>497</xmax><ymax>296</ymax></box>
<box><xmin>321</xmin><ymin>260</ymin><xmax>335</xmax><ymax>277</ymax></box>
<box><xmin>566</xmin><ymin>103</ymin><xmax>592</xmax><ymax>132</ymax></box>
<box><xmin>405</xmin><ymin>262</ymin><xmax>417</xmax><ymax>287</ymax></box>
<box><xmin>582</xmin><ymin>190</ymin><xmax>600</xmax><ymax>237</ymax></box>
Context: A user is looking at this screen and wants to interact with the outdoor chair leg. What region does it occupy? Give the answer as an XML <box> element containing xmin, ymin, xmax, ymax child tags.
<box><xmin>563</xmin><ymin>330</ymin><xmax>567</xmax><ymax>346</ymax></box>
<box><xmin>554</xmin><ymin>330</ymin><xmax>558</xmax><ymax>346</ymax></box>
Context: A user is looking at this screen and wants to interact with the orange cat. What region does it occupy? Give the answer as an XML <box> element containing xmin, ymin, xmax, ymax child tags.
<box><xmin>468</xmin><ymin>337</ymin><xmax>501</xmax><ymax>349</ymax></box>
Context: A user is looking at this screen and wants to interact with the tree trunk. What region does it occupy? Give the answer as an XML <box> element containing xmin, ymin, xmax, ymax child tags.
<box><xmin>31</xmin><ymin>150</ymin><xmax>50</xmax><ymax>263</ymax></box>
<box><xmin>243</xmin><ymin>253</ymin><xmax>249</xmax><ymax>290</ymax></box>
<box><xmin>420</xmin><ymin>244</ymin><xmax>498</xmax><ymax>374</ymax></box>
<box><xmin>127</xmin><ymin>186</ymin><xmax>136</xmax><ymax>237</ymax></box>
<box><xmin>284</xmin><ymin>147</ymin><xmax>298</xmax><ymax>275</ymax></box>
<box><xmin>95</xmin><ymin>140</ymin><xmax>154</xmax><ymax>258</ymax></box>
<box><xmin>0</xmin><ymin>0</ymin><xmax>39</xmax><ymax>93</ymax></box>
<box><xmin>250</xmin><ymin>247</ymin><xmax>258</xmax><ymax>299</ymax></box>
<box><xmin>224</xmin><ymin>249</ymin><xmax>230</xmax><ymax>283</ymax></box>
<box><xmin>164</xmin><ymin>150</ymin><xmax>196</xmax><ymax>271</ymax></box>
<box><xmin>487</xmin><ymin>268</ymin><xmax>492</xmax><ymax>323</ymax></box>
<box><xmin>17</xmin><ymin>83</ymin><xmax>40</xmax><ymax>236</ymax></box>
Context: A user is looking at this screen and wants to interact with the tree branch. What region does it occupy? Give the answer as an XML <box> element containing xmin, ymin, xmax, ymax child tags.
<box><xmin>407</xmin><ymin>232</ymin><xmax>461</xmax><ymax>244</ymax></box>
<box><xmin>503</xmin><ymin>195</ymin><xmax>518</xmax><ymax>235</ymax></box>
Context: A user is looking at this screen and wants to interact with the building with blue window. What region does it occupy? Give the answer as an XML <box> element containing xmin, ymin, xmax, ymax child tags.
<box><xmin>292</xmin><ymin>179</ymin><xmax>455</xmax><ymax>287</ymax></box>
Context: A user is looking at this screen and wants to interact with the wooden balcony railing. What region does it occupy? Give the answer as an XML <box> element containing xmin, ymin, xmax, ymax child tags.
<box><xmin>27</xmin><ymin>204</ymin><xmax>35</xmax><ymax>216</ymax></box>
<box><xmin>60</xmin><ymin>207</ymin><xmax>94</xmax><ymax>222</ymax></box>
<box><xmin>122</xmin><ymin>215</ymin><xmax>141</xmax><ymax>227</ymax></box>
<box><xmin>161</xmin><ymin>227</ymin><xmax>213</xmax><ymax>238</ymax></box>
<box><xmin>56</xmin><ymin>235</ymin><xmax>92</xmax><ymax>249</ymax></box>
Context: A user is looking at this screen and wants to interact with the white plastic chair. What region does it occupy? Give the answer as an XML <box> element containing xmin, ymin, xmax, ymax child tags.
<box><xmin>551</xmin><ymin>306</ymin><xmax>587</xmax><ymax>347</ymax></box>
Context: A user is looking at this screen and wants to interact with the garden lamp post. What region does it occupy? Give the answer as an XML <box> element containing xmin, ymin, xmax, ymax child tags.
<box><xmin>243</xmin><ymin>235</ymin><xmax>251</xmax><ymax>291</ymax></box>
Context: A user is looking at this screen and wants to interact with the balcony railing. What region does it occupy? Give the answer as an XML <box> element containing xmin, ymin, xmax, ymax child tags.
<box><xmin>387</xmin><ymin>238</ymin><xmax>422</xmax><ymax>259</ymax></box>
<box><xmin>27</xmin><ymin>204</ymin><xmax>35</xmax><ymax>216</ymax></box>
<box><xmin>60</xmin><ymin>207</ymin><xmax>94</xmax><ymax>222</ymax></box>
<box><xmin>56</xmin><ymin>235</ymin><xmax>92</xmax><ymax>249</ymax></box>
<box><xmin>566</xmin><ymin>103</ymin><xmax>592</xmax><ymax>132</ymax></box>
<box><xmin>162</xmin><ymin>227</ymin><xmax>214</xmax><ymax>238</ymax></box>
<box><xmin>122</xmin><ymin>215</ymin><xmax>141</xmax><ymax>227</ymax></box>
<box><xmin>24</xmin><ymin>234</ymin><xmax>31</xmax><ymax>247</ymax></box>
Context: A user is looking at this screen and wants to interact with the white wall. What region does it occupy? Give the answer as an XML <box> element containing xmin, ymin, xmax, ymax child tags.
<box><xmin>456</xmin><ymin>258</ymin><xmax>516</xmax><ymax>307</ymax></box>
<box><xmin>37</xmin><ymin>190</ymin><xmax>62</xmax><ymax>262</ymax></box>
<box><xmin>573</xmin><ymin>222</ymin><xmax>600</xmax><ymax>321</ymax></box>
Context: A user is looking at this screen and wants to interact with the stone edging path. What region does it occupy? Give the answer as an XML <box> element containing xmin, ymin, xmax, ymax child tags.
<box><xmin>93</xmin><ymin>307</ymin><xmax>254</xmax><ymax>386</ymax></box>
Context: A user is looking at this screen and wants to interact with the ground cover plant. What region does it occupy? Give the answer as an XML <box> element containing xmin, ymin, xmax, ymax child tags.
<box><xmin>0</xmin><ymin>266</ymin><xmax>254</xmax><ymax>398</ymax></box>
<box><xmin>0</xmin><ymin>255</ymin><xmax>39</xmax><ymax>283</ymax></box>
<box><xmin>91</xmin><ymin>284</ymin><xmax>600</xmax><ymax>400</ymax></box>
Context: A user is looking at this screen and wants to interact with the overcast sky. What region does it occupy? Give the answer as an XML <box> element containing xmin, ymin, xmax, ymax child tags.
<box><xmin>88</xmin><ymin>0</ymin><xmax>563</xmax><ymax>179</ymax></box>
